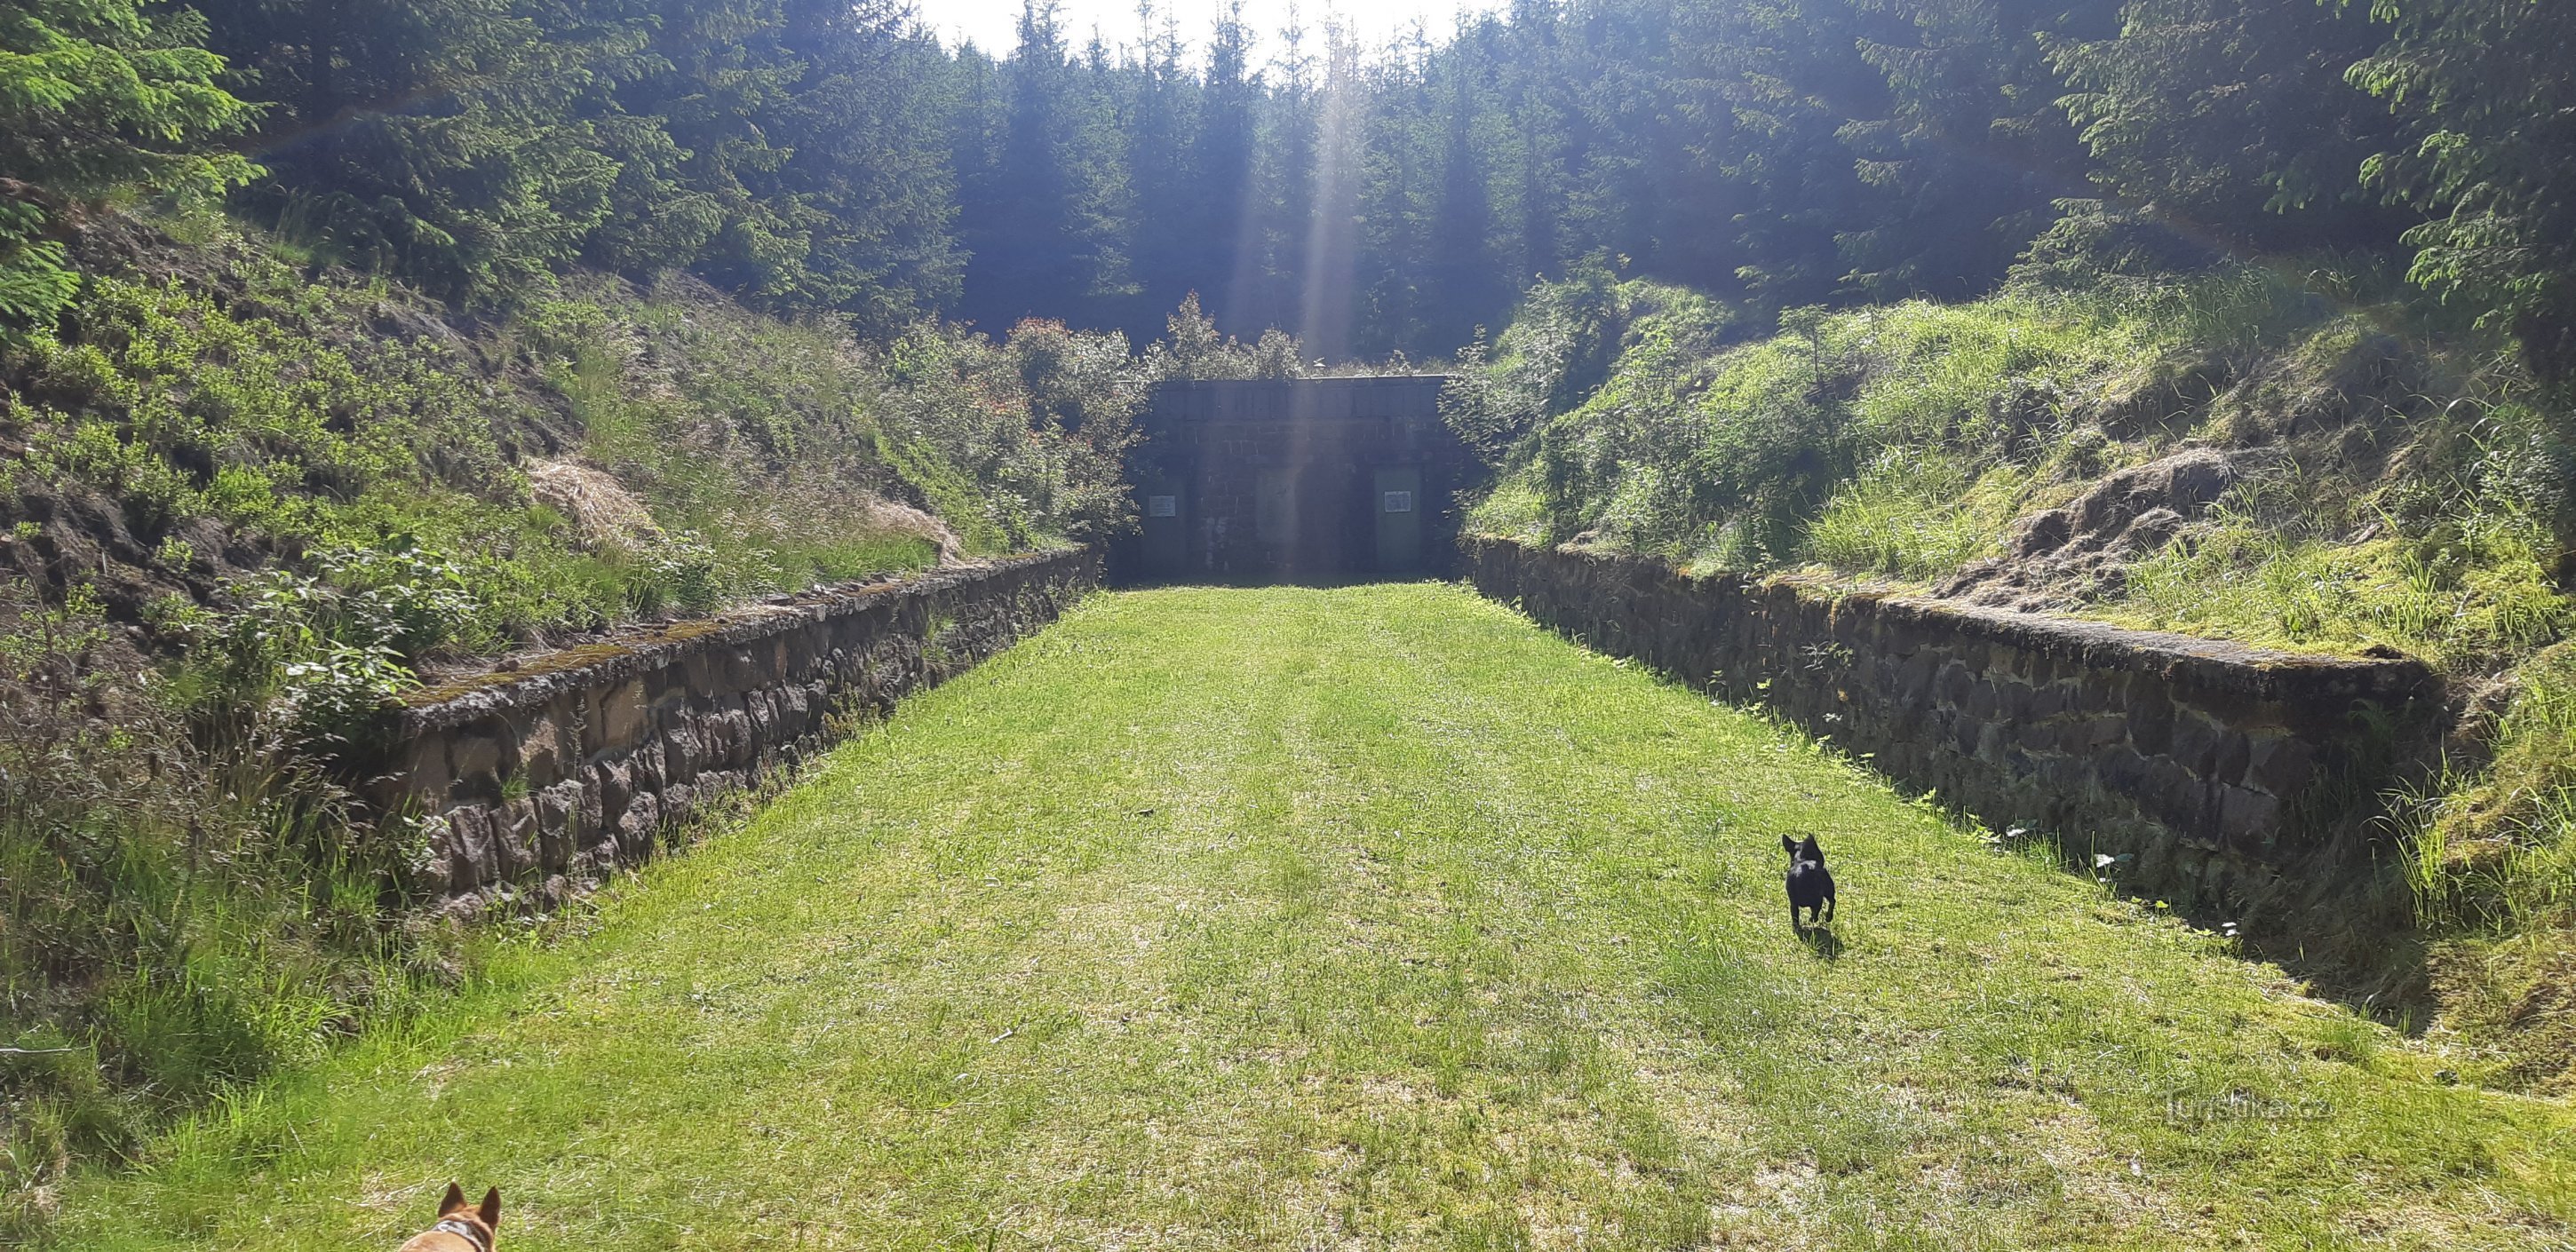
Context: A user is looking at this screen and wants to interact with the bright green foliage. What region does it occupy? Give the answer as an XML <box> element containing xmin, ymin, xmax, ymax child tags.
<box><xmin>0</xmin><ymin>1</ymin><xmax>258</xmax><ymax>333</ymax></box>
<box><xmin>524</xmin><ymin>274</ymin><xmax>1142</xmax><ymax>569</ymax></box>
<box><xmin>0</xmin><ymin>232</ymin><xmax>1151</xmax><ymax>1231</ymax></box>
<box><xmin>1802</xmin><ymin>450</ymin><xmax>2034</xmax><ymax>581</ymax></box>
<box><xmin>2411</xmin><ymin>642</ymin><xmax>2576</xmax><ymax>928</ymax></box>
<box><xmin>2394</xmin><ymin>638</ymin><xmax>2576</xmax><ymax>1096</ymax></box>
<box><xmin>1468</xmin><ymin>275</ymin><xmax>2139</xmax><ymax>570</ymax></box>
<box><xmin>0</xmin><ymin>580</ymin><xmax>449</xmax><ymax>1240</ymax></box>
<box><xmin>204</xmin><ymin>0</ymin><xmax>644</xmax><ymax>304</ymax></box>
<box><xmin>52</xmin><ymin>585</ymin><xmax>2576</xmax><ymax>1248</ymax></box>
<box><xmin>4</xmin><ymin>237</ymin><xmax>1140</xmax><ymax>663</ymax></box>
<box><xmin>1138</xmin><ymin>291</ymin><xmax>1308</xmax><ymax>383</ymax></box>
<box><xmin>2350</xmin><ymin>0</ymin><xmax>2576</xmax><ymax>384</ymax></box>
<box><xmin>2049</xmin><ymin>0</ymin><xmax>2403</xmax><ymax>253</ymax></box>
<box><xmin>1461</xmin><ymin>264</ymin><xmax>2576</xmax><ymax>1093</ymax></box>
<box><xmin>2116</xmin><ymin>475</ymin><xmax>2570</xmax><ymax>670</ymax></box>
<box><xmin>4</xmin><ymin>258</ymin><xmax>600</xmax><ymax>646</ymax></box>
<box><xmin>1467</xmin><ymin>265</ymin><xmax>2570</xmax><ymax>665</ymax></box>
<box><xmin>13</xmin><ymin>271</ymin><xmax>514</xmax><ymax>528</ymax></box>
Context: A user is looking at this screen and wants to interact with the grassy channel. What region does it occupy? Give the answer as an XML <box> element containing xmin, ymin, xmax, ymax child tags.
<box><xmin>54</xmin><ymin>584</ymin><xmax>2576</xmax><ymax>1249</ymax></box>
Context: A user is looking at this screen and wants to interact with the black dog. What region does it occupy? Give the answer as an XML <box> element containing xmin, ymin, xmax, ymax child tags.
<box><xmin>1782</xmin><ymin>835</ymin><xmax>1836</xmax><ymax>931</ymax></box>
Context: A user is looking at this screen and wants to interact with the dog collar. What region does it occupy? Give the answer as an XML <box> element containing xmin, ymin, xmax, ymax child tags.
<box><xmin>431</xmin><ymin>1216</ymin><xmax>492</xmax><ymax>1252</ymax></box>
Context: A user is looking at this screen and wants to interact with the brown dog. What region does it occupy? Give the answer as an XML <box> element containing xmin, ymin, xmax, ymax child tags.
<box><xmin>398</xmin><ymin>1183</ymin><xmax>499</xmax><ymax>1252</ymax></box>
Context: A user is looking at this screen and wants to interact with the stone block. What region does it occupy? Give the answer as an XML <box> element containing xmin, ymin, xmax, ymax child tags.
<box><xmin>579</xmin><ymin>780</ymin><xmax>607</xmax><ymax>849</ymax></box>
<box><xmin>1964</xmin><ymin>678</ymin><xmax>2000</xmax><ymax>720</ymax></box>
<box><xmin>650</xmin><ymin>678</ymin><xmax>690</xmax><ymax>718</ymax></box>
<box><xmin>664</xmin><ymin>721</ymin><xmax>705</xmax><ymax>782</ymax></box>
<box><xmin>399</xmin><ymin>735</ymin><xmax>455</xmax><ymax>807</ymax></box>
<box><xmin>2096</xmin><ymin>744</ymin><xmax>2154</xmax><ymax>793</ymax></box>
<box><xmin>449</xmin><ymin>732</ymin><xmax>507</xmax><ymax>799</ymax></box>
<box><xmin>631</xmin><ymin>741</ymin><xmax>666</xmax><ymax>793</ymax></box>
<box><xmin>619</xmin><ymin>792</ymin><xmax>663</xmax><ymax>847</ymax></box>
<box><xmin>2025</xmin><ymin>652</ymin><xmax>2058</xmax><ymax>687</ymax></box>
<box><xmin>1973</xmin><ymin>723</ymin><xmax>2009</xmax><ymax>765</ymax></box>
<box><xmin>2057</xmin><ymin>714</ymin><xmax>2127</xmax><ymax>756</ymax></box>
<box><xmin>2024</xmin><ymin>680</ymin><xmax>2072</xmax><ymax>719</ymax></box>
<box><xmin>473</xmin><ymin>803</ymin><xmax>508</xmax><ymax>883</ymax></box>
<box><xmin>517</xmin><ymin>707</ymin><xmax>570</xmax><ymax>787</ymax></box>
<box><xmin>723</xmin><ymin>646</ymin><xmax>766</xmax><ymax>691</ymax></box>
<box><xmin>442</xmin><ymin>805</ymin><xmax>489</xmax><ymax>893</ymax></box>
<box><xmin>2212</xmin><ymin>730</ymin><xmax>2253</xmax><ymax>790</ymax></box>
<box><xmin>2035</xmin><ymin>753</ymin><xmax>2092</xmax><ymax>795</ymax></box>
<box><xmin>2246</xmin><ymin>733</ymin><xmax>2315</xmax><ymax>797</ymax></box>
<box><xmin>494</xmin><ymin>797</ymin><xmax>538</xmax><ymax>879</ymax></box>
<box><xmin>537</xmin><ymin>780</ymin><xmax>582</xmax><ymax>871</ymax></box>
<box><xmin>2216</xmin><ymin>784</ymin><xmax>2282</xmax><ymax>846</ymax></box>
<box><xmin>592</xmin><ymin>758</ymin><xmax>634</xmax><ymax>826</ymax></box>
<box><xmin>600</xmin><ymin>678</ymin><xmax>651</xmax><ymax>750</ymax></box>
<box><xmin>2128</xmin><ymin>688</ymin><xmax>2175</xmax><ymax>757</ymax></box>
<box><xmin>2169</xmin><ymin>713</ymin><xmax>2222</xmax><ymax>777</ymax></box>
<box><xmin>2148</xmin><ymin>757</ymin><xmax>2207</xmax><ymax>829</ymax></box>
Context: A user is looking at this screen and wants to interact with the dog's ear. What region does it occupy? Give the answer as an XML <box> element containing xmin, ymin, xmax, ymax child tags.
<box><xmin>437</xmin><ymin>1182</ymin><xmax>467</xmax><ymax>1216</ymax></box>
<box><xmin>477</xmin><ymin>1187</ymin><xmax>501</xmax><ymax>1230</ymax></box>
<box><xmin>1781</xmin><ymin>834</ymin><xmax>1798</xmax><ymax>855</ymax></box>
<box><xmin>1800</xmin><ymin>836</ymin><xmax>1823</xmax><ymax>862</ymax></box>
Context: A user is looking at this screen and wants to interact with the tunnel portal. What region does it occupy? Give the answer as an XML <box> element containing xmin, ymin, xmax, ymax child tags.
<box><xmin>1109</xmin><ymin>376</ymin><xmax>1475</xmax><ymax>584</ymax></box>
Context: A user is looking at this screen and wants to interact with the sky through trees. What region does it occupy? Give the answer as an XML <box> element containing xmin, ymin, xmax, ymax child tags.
<box><xmin>8</xmin><ymin>1</ymin><xmax>2576</xmax><ymax>379</ymax></box>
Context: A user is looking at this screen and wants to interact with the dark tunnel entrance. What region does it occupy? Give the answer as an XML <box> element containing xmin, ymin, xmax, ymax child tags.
<box><xmin>1109</xmin><ymin>376</ymin><xmax>1475</xmax><ymax>585</ymax></box>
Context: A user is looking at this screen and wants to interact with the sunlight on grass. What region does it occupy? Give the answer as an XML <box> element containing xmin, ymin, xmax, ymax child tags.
<box><xmin>55</xmin><ymin>585</ymin><xmax>2576</xmax><ymax>1250</ymax></box>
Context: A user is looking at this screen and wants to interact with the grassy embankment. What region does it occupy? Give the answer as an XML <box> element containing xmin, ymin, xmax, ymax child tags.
<box><xmin>0</xmin><ymin>218</ymin><xmax>1141</xmax><ymax>1231</ymax></box>
<box><xmin>51</xmin><ymin>584</ymin><xmax>2576</xmax><ymax>1250</ymax></box>
<box><xmin>1454</xmin><ymin>268</ymin><xmax>2576</xmax><ymax>1092</ymax></box>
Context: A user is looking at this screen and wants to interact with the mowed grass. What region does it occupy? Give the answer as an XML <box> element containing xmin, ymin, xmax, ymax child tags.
<box><xmin>54</xmin><ymin>584</ymin><xmax>2576</xmax><ymax>1249</ymax></box>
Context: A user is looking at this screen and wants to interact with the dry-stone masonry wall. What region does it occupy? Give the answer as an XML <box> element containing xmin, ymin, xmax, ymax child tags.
<box><xmin>1467</xmin><ymin>537</ymin><xmax>2443</xmax><ymax>939</ymax></box>
<box><xmin>367</xmin><ymin>550</ymin><xmax>1097</xmax><ymax>913</ymax></box>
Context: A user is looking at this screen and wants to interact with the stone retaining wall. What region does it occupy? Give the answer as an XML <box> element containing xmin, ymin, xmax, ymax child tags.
<box><xmin>1466</xmin><ymin>537</ymin><xmax>2443</xmax><ymax>934</ymax></box>
<box><xmin>366</xmin><ymin>549</ymin><xmax>1098</xmax><ymax>912</ymax></box>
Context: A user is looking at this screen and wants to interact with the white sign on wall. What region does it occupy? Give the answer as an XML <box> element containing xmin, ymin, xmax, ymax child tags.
<box><xmin>1383</xmin><ymin>491</ymin><xmax>1414</xmax><ymax>514</ymax></box>
<box><xmin>1147</xmin><ymin>495</ymin><xmax>1178</xmax><ymax>518</ymax></box>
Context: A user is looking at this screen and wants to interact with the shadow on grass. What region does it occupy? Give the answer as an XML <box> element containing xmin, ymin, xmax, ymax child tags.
<box><xmin>1796</xmin><ymin>924</ymin><xmax>1843</xmax><ymax>960</ymax></box>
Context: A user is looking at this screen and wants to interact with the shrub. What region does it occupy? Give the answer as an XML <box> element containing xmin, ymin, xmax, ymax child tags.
<box><xmin>0</xmin><ymin>581</ymin><xmax>446</xmax><ymax>1239</ymax></box>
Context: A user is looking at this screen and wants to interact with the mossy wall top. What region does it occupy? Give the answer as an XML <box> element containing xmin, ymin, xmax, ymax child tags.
<box><xmin>366</xmin><ymin>551</ymin><xmax>1099</xmax><ymax>911</ymax></box>
<box><xmin>1466</xmin><ymin>536</ymin><xmax>2442</xmax><ymax>945</ymax></box>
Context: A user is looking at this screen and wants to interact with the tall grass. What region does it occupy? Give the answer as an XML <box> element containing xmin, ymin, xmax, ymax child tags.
<box><xmin>0</xmin><ymin>583</ymin><xmax>449</xmax><ymax>1238</ymax></box>
<box><xmin>1459</xmin><ymin>263</ymin><xmax>2576</xmax><ymax>1089</ymax></box>
<box><xmin>1466</xmin><ymin>279</ymin><xmax>2166</xmax><ymax>570</ymax></box>
<box><xmin>1801</xmin><ymin>450</ymin><xmax>2025</xmax><ymax>580</ymax></box>
<box><xmin>52</xmin><ymin>584</ymin><xmax>2576</xmax><ymax>1248</ymax></box>
<box><xmin>0</xmin><ymin>217</ymin><xmax>1154</xmax><ymax>1236</ymax></box>
<box><xmin>2381</xmin><ymin>646</ymin><xmax>2576</xmax><ymax>1091</ymax></box>
<box><xmin>1465</xmin><ymin>268</ymin><xmax>2569</xmax><ymax>664</ymax></box>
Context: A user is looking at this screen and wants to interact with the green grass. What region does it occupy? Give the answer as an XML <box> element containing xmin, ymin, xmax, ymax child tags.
<box><xmin>52</xmin><ymin>585</ymin><xmax>2576</xmax><ymax>1249</ymax></box>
